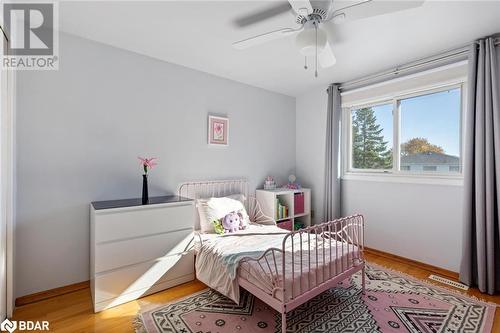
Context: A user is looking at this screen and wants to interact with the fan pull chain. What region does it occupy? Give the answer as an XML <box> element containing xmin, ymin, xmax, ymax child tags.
<box><xmin>304</xmin><ymin>56</ymin><xmax>308</xmax><ymax>70</ymax></box>
<box><xmin>314</xmin><ymin>21</ymin><xmax>318</xmax><ymax>78</ymax></box>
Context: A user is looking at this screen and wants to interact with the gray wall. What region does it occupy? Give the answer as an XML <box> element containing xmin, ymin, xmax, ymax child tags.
<box><xmin>342</xmin><ymin>180</ymin><xmax>463</xmax><ymax>271</ymax></box>
<box><xmin>15</xmin><ymin>33</ymin><xmax>296</xmax><ymax>297</ymax></box>
<box><xmin>296</xmin><ymin>87</ymin><xmax>464</xmax><ymax>272</ymax></box>
<box><xmin>295</xmin><ymin>88</ymin><xmax>327</xmax><ymax>224</ymax></box>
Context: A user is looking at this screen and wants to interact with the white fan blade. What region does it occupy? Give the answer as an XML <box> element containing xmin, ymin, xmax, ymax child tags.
<box><xmin>288</xmin><ymin>0</ymin><xmax>313</xmax><ymax>15</ymax></box>
<box><xmin>319</xmin><ymin>41</ymin><xmax>336</xmax><ymax>68</ymax></box>
<box><xmin>331</xmin><ymin>0</ymin><xmax>425</xmax><ymax>23</ymax></box>
<box><xmin>233</xmin><ymin>28</ymin><xmax>301</xmax><ymax>50</ymax></box>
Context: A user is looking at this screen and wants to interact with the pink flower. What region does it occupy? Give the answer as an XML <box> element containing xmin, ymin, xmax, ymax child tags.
<box><xmin>214</xmin><ymin>123</ymin><xmax>223</xmax><ymax>133</ymax></box>
<box><xmin>138</xmin><ymin>157</ymin><xmax>158</xmax><ymax>174</ymax></box>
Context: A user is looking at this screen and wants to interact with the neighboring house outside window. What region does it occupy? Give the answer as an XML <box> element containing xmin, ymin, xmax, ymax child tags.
<box><xmin>400</xmin><ymin>152</ymin><xmax>460</xmax><ymax>173</ymax></box>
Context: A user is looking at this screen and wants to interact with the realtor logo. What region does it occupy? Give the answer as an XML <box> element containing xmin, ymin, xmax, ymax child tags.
<box><xmin>3</xmin><ymin>2</ymin><xmax>53</xmax><ymax>55</ymax></box>
<box><xmin>2</xmin><ymin>1</ymin><xmax>59</xmax><ymax>69</ymax></box>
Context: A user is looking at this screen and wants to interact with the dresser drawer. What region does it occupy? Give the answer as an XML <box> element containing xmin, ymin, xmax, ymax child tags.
<box><xmin>95</xmin><ymin>228</ymin><xmax>194</xmax><ymax>273</ymax></box>
<box><xmin>93</xmin><ymin>274</ymin><xmax>194</xmax><ymax>312</ymax></box>
<box><xmin>94</xmin><ymin>252</ymin><xmax>194</xmax><ymax>303</ymax></box>
<box><xmin>94</xmin><ymin>203</ymin><xmax>194</xmax><ymax>243</ymax></box>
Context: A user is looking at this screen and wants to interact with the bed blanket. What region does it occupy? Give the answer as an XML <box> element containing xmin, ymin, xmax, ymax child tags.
<box><xmin>195</xmin><ymin>224</ymin><xmax>287</xmax><ymax>303</ymax></box>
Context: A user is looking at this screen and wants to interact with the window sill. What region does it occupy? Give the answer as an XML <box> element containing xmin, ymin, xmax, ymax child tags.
<box><xmin>342</xmin><ymin>172</ymin><xmax>464</xmax><ymax>186</ymax></box>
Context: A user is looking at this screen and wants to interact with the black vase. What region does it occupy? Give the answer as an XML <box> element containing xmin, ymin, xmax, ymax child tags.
<box><xmin>142</xmin><ymin>174</ymin><xmax>149</xmax><ymax>205</ymax></box>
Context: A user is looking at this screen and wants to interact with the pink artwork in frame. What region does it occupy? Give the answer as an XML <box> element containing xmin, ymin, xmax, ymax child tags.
<box><xmin>208</xmin><ymin>115</ymin><xmax>229</xmax><ymax>146</ymax></box>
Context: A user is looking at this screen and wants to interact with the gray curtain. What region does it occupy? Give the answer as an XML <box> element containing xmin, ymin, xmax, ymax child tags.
<box><xmin>324</xmin><ymin>84</ymin><xmax>342</xmax><ymax>221</ymax></box>
<box><xmin>460</xmin><ymin>36</ymin><xmax>500</xmax><ymax>295</ymax></box>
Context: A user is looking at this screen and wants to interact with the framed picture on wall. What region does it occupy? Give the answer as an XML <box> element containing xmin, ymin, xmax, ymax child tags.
<box><xmin>208</xmin><ymin>115</ymin><xmax>229</xmax><ymax>146</ymax></box>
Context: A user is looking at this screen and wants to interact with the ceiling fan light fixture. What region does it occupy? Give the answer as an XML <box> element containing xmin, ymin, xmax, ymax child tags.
<box><xmin>295</xmin><ymin>26</ymin><xmax>327</xmax><ymax>56</ymax></box>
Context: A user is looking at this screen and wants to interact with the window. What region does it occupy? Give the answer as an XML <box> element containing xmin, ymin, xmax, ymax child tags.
<box><xmin>346</xmin><ymin>84</ymin><xmax>463</xmax><ymax>177</ymax></box>
<box><xmin>423</xmin><ymin>166</ymin><xmax>437</xmax><ymax>172</ymax></box>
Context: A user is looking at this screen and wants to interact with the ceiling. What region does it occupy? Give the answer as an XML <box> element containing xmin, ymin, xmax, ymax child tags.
<box><xmin>58</xmin><ymin>1</ymin><xmax>500</xmax><ymax>97</ymax></box>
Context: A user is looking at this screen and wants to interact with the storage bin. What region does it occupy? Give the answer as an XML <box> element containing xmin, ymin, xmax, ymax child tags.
<box><xmin>294</xmin><ymin>192</ymin><xmax>305</xmax><ymax>215</ymax></box>
<box><xmin>277</xmin><ymin>220</ymin><xmax>292</xmax><ymax>231</ymax></box>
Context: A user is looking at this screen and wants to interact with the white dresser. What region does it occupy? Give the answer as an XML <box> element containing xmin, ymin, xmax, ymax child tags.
<box><xmin>90</xmin><ymin>196</ymin><xmax>195</xmax><ymax>312</ymax></box>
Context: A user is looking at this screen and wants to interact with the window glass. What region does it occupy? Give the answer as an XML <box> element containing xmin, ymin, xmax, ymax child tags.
<box><xmin>351</xmin><ymin>103</ymin><xmax>393</xmax><ymax>170</ymax></box>
<box><xmin>399</xmin><ymin>88</ymin><xmax>461</xmax><ymax>173</ymax></box>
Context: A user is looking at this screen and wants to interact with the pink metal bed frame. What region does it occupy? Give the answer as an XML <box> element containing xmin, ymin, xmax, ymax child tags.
<box><xmin>178</xmin><ymin>179</ymin><xmax>365</xmax><ymax>333</ymax></box>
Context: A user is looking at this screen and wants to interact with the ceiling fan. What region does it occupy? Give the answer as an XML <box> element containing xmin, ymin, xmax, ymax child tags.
<box><xmin>232</xmin><ymin>0</ymin><xmax>425</xmax><ymax>78</ymax></box>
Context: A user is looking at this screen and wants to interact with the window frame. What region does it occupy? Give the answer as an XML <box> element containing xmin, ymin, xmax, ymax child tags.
<box><xmin>342</xmin><ymin>79</ymin><xmax>466</xmax><ymax>184</ymax></box>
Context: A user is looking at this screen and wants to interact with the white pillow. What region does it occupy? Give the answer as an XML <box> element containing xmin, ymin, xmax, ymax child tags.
<box><xmin>196</xmin><ymin>194</ymin><xmax>250</xmax><ymax>233</ymax></box>
<box><xmin>196</xmin><ymin>199</ymin><xmax>211</xmax><ymax>233</ymax></box>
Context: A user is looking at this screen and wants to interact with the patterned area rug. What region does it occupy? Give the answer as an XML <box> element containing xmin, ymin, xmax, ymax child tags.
<box><xmin>136</xmin><ymin>264</ymin><xmax>496</xmax><ymax>333</ymax></box>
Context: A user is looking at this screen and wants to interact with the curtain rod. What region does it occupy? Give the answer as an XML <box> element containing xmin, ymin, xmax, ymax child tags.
<box><xmin>336</xmin><ymin>37</ymin><xmax>499</xmax><ymax>93</ymax></box>
<box><xmin>475</xmin><ymin>37</ymin><xmax>500</xmax><ymax>46</ymax></box>
<box><xmin>340</xmin><ymin>60</ymin><xmax>467</xmax><ymax>97</ymax></box>
<box><xmin>337</xmin><ymin>46</ymin><xmax>469</xmax><ymax>92</ymax></box>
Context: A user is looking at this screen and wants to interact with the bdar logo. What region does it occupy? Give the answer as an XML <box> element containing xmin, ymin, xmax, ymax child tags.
<box><xmin>0</xmin><ymin>319</ymin><xmax>17</xmax><ymax>333</ymax></box>
<box><xmin>0</xmin><ymin>319</ymin><xmax>49</xmax><ymax>332</ymax></box>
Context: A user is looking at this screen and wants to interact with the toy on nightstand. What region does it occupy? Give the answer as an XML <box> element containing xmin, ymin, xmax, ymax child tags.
<box><xmin>285</xmin><ymin>174</ymin><xmax>301</xmax><ymax>190</ymax></box>
<box><xmin>263</xmin><ymin>176</ymin><xmax>277</xmax><ymax>190</ymax></box>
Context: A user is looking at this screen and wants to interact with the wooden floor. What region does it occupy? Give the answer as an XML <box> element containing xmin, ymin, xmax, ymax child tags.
<box><xmin>13</xmin><ymin>252</ymin><xmax>500</xmax><ymax>332</ymax></box>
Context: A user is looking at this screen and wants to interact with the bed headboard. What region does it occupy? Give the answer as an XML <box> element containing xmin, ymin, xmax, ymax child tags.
<box><xmin>177</xmin><ymin>179</ymin><xmax>249</xmax><ymax>230</ymax></box>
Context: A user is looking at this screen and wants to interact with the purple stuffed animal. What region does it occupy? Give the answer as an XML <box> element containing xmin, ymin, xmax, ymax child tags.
<box><xmin>237</xmin><ymin>212</ymin><xmax>247</xmax><ymax>230</ymax></box>
<box><xmin>222</xmin><ymin>212</ymin><xmax>241</xmax><ymax>233</ymax></box>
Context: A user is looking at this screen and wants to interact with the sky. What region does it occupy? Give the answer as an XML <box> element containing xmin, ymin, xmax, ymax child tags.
<box><xmin>365</xmin><ymin>88</ymin><xmax>461</xmax><ymax>157</ymax></box>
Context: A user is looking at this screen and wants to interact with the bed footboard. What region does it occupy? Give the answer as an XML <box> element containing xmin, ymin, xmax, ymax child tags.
<box><xmin>239</xmin><ymin>214</ymin><xmax>365</xmax><ymax>333</ymax></box>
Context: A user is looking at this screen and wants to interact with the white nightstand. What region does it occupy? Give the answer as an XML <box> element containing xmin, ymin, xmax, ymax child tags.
<box><xmin>90</xmin><ymin>196</ymin><xmax>195</xmax><ymax>312</ymax></box>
